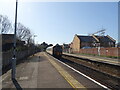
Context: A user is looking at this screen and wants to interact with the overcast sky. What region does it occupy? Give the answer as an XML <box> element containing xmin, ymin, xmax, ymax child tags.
<box><xmin>0</xmin><ymin>0</ymin><xmax>119</xmax><ymax>45</ymax></box>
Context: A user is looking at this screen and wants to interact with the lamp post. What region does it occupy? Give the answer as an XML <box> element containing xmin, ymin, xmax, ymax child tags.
<box><xmin>12</xmin><ymin>0</ymin><xmax>18</xmax><ymax>79</ymax></box>
<box><xmin>33</xmin><ymin>35</ymin><xmax>37</xmax><ymax>54</ymax></box>
<box><xmin>98</xmin><ymin>43</ymin><xmax>100</xmax><ymax>56</ymax></box>
<box><xmin>33</xmin><ymin>35</ymin><xmax>37</xmax><ymax>44</ymax></box>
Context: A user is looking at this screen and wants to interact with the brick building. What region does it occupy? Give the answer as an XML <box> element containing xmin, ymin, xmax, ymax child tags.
<box><xmin>62</xmin><ymin>43</ymin><xmax>70</xmax><ymax>53</ymax></box>
<box><xmin>71</xmin><ymin>34</ymin><xmax>116</xmax><ymax>53</ymax></box>
<box><xmin>1</xmin><ymin>34</ymin><xmax>25</xmax><ymax>51</ymax></box>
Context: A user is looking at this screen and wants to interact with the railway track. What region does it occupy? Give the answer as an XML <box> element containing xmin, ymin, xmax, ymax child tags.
<box><xmin>47</xmin><ymin>52</ymin><xmax>120</xmax><ymax>89</ymax></box>
<box><xmin>62</xmin><ymin>54</ymin><xmax>120</xmax><ymax>78</ymax></box>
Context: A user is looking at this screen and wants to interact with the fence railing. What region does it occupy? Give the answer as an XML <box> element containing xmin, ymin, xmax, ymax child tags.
<box><xmin>2</xmin><ymin>48</ymin><xmax>39</xmax><ymax>68</ymax></box>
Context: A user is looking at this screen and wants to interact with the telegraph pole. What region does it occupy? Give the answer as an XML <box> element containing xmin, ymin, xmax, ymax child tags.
<box><xmin>12</xmin><ymin>0</ymin><xmax>18</xmax><ymax>79</ymax></box>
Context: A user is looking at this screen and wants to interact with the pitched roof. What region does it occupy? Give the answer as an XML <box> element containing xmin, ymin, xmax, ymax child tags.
<box><xmin>76</xmin><ymin>35</ymin><xmax>97</xmax><ymax>42</ymax></box>
<box><xmin>95</xmin><ymin>36</ymin><xmax>115</xmax><ymax>42</ymax></box>
<box><xmin>76</xmin><ymin>35</ymin><xmax>115</xmax><ymax>42</ymax></box>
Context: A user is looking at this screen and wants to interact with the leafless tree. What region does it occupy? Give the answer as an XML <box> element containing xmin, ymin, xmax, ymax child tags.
<box><xmin>0</xmin><ymin>15</ymin><xmax>12</xmax><ymax>34</ymax></box>
<box><xmin>16</xmin><ymin>23</ymin><xmax>32</xmax><ymax>43</ymax></box>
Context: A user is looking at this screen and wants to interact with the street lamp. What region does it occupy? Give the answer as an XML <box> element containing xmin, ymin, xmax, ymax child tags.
<box><xmin>33</xmin><ymin>35</ymin><xmax>37</xmax><ymax>54</ymax></box>
<box><xmin>33</xmin><ymin>35</ymin><xmax>37</xmax><ymax>44</ymax></box>
<box><xmin>98</xmin><ymin>43</ymin><xmax>101</xmax><ymax>56</ymax></box>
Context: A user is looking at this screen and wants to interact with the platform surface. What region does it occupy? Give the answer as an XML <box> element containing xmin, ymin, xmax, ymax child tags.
<box><xmin>1</xmin><ymin>52</ymin><xmax>105</xmax><ymax>89</ymax></box>
<box><xmin>2</xmin><ymin>52</ymin><xmax>72</xmax><ymax>88</ymax></box>
<box><xmin>63</xmin><ymin>52</ymin><xmax>120</xmax><ymax>66</ymax></box>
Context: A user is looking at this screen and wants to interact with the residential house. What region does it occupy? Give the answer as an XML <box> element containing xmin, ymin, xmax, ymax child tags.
<box><xmin>71</xmin><ymin>34</ymin><xmax>116</xmax><ymax>53</ymax></box>
<box><xmin>62</xmin><ymin>43</ymin><xmax>70</xmax><ymax>53</ymax></box>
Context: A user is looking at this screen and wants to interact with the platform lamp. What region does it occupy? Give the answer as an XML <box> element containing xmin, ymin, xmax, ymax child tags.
<box><xmin>33</xmin><ymin>35</ymin><xmax>37</xmax><ymax>54</ymax></box>
<box><xmin>12</xmin><ymin>0</ymin><xmax>18</xmax><ymax>80</ymax></box>
<box><xmin>33</xmin><ymin>35</ymin><xmax>37</xmax><ymax>44</ymax></box>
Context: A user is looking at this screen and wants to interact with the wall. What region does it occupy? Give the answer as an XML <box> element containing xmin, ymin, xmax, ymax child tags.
<box><xmin>72</xmin><ymin>35</ymin><xmax>80</xmax><ymax>52</ymax></box>
<box><xmin>78</xmin><ymin>47</ymin><xmax>120</xmax><ymax>57</ymax></box>
<box><xmin>2</xmin><ymin>49</ymin><xmax>38</xmax><ymax>68</ymax></box>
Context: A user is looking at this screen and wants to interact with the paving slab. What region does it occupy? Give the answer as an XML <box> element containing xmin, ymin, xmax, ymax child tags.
<box><xmin>2</xmin><ymin>52</ymin><xmax>72</xmax><ymax>89</ymax></box>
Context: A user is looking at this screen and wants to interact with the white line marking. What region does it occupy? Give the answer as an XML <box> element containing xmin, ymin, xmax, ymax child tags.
<box><xmin>48</xmin><ymin>53</ymin><xmax>110</xmax><ymax>90</ymax></box>
<box><xmin>19</xmin><ymin>76</ymin><xmax>28</xmax><ymax>80</ymax></box>
<box><xmin>0</xmin><ymin>75</ymin><xmax>8</xmax><ymax>82</ymax></box>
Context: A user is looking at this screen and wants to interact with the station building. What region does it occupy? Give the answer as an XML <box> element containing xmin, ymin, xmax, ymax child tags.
<box><xmin>0</xmin><ymin>34</ymin><xmax>25</xmax><ymax>52</ymax></box>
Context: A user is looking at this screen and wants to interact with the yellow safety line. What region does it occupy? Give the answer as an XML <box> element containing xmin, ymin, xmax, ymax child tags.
<box><xmin>44</xmin><ymin>53</ymin><xmax>86</xmax><ymax>89</ymax></box>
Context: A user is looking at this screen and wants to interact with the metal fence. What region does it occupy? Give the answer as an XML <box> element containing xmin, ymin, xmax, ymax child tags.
<box><xmin>2</xmin><ymin>49</ymin><xmax>37</xmax><ymax>68</ymax></box>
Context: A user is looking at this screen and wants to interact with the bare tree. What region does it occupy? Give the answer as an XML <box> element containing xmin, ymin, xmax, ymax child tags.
<box><xmin>0</xmin><ymin>15</ymin><xmax>12</xmax><ymax>34</ymax></box>
<box><xmin>16</xmin><ymin>23</ymin><xmax>32</xmax><ymax>41</ymax></box>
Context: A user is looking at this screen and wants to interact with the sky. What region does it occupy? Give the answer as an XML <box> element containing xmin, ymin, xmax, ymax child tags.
<box><xmin>0</xmin><ymin>0</ymin><xmax>119</xmax><ymax>45</ymax></box>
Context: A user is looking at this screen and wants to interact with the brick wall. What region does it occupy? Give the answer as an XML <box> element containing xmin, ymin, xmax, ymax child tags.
<box><xmin>78</xmin><ymin>47</ymin><xmax>120</xmax><ymax>57</ymax></box>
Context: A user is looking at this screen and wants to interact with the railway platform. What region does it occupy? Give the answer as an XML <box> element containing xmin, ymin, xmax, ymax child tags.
<box><xmin>2</xmin><ymin>52</ymin><xmax>72</xmax><ymax>88</ymax></box>
<box><xmin>63</xmin><ymin>52</ymin><xmax>120</xmax><ymax>66</ymax></box>
<box><xmin>1</xmin><ymin>52</ymin><xmax>108</xmax><ymax>89</ymax></box>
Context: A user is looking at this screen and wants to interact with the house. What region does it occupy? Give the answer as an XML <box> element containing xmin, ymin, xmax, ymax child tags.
<box><xmin>62</xmin><ymin>43</ymin><xmax>70</xmax><ymax>53</ymax></box>
<box><xmin>1</xmin><ymin>34</ymin><xmax>25</xmax><ymax>51</ymax></box>
<box><xmin>71</xmin><ymin>34</ymin><xmax>116</xmax><ymax>53</ymax></box>
<box><xmin>117</xmin><ymin>42</ymin><xmax>120</xmax><ymax>47</ymax></box>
